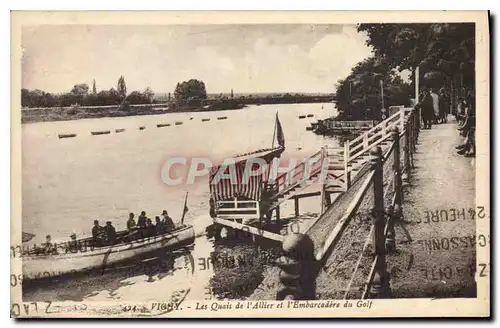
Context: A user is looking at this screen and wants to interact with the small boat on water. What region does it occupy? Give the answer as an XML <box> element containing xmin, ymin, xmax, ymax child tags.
<box><xmin>157</xmin><ymin>123</ymin><xmax>171</xmax><ymax>128</ymax></box>
<box><xmin>139</xmin><ymin>126</ymin><xmax>146</xmax><ymax>130</ymax></box>
<box><xmin>298</xmin><ymin>115</ymin><xmax>306</xmax><ymax>119</ymax></box>
<box><xmin>307</xmin><ymin>114</ymin><xmax>314</xmax><ymax>118</ymax></box>
<box><xmin>174</xmin><ymin>121</ymin><xmax>183</xmax><ymax>126</ymax></box>
<box><xmin>201</xmin><ymin>118</ymin><xmax>210</xmax><ymax>122</ymax></box>
<box><xmin>22</xmin><ymin>225</ymin><xmax>195</xmax><ymax>280</ymax></box>
<box><xmin>217</xmin><ymin>116</ymin><xmax>228</xmax><ymax>120</ymax></box>
<box><xmin>115</xmin><ymin>128</ymin><xmax>126</xmax><ymax>133</ymax></box>
<box><xmin>58</xmin><ymin>133</ymin><xmax>77</xmax><ymax>139</ymax></box>
<box><xmin>91</xmin><ymin>130</ymin><xmax>111</xmax><ymax>136</ymax></box>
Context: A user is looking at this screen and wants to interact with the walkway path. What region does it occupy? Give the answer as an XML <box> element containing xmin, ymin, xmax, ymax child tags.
<box><xmin>388</xmin><ymin>116</ymin><xmax>477</xmax><ymax>298</ymax></box>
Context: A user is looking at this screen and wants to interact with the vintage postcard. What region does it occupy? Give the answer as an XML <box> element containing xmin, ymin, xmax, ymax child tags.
<box><xmin>10</xmin><ymin>11</ymin><xmax>490</xmax><ymax>318</ymax></box>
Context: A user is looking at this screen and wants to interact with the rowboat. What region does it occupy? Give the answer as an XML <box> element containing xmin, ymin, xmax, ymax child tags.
<box><xmin>91</xmin><ymin>130</ymin><xmax>111</xmax><ymax>136</ymax></box>
<box><xmin>58</xmin><ymin>133</ymin><xmax>77</xmax><ymax>139</ymax></box>
<box><xmin>22</xmin><ymin>225</ymin><xmax>195</xmax><ymax>280</ymax></box>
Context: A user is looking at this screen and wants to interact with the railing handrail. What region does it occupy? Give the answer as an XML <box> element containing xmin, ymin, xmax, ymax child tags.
<box><xmin>349</xmin><ymin>110</ymin><xmax>402</xmax><ymax>146</ymax></box>
<box><xmin>274</xmin><ymin>149</ymin><xmax>323</xmax><ymax>189</ymax></box>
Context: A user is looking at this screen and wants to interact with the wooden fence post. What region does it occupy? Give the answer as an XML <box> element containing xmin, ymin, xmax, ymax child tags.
<box><xmin>363</xmin><ymin>133</ymin><xmax>368</xmax><ymax>149</ymax></box>
<box><xmin>401</xmin><ymin>120</ymin><xmax>411</xmax><ymax>187</ymax></box>
<box><xmin>276</xmin><ymin>233</ymin><xmax>316</xmax><ymax>300</ymax></box>
<box><xmin>392</xmin><ymin>127</ymin><xmax>402</xmax><ymax>204</ymax></box>
<box><xmin>344</xmin><ymin>141</ymin><xmax>351</xmax><ymax>191</ymax></box>
<box><xmin>399</xmin><ymin>108</ymin><xmax>405</xmax><ymax>132</ymax></box>
<box><xmin>385</xmin><ymin>127</ymin><xmax>401</xmax><ymax>252</ymax></box>
<box><xmin>369</xmin><ymin>146</ymin><xmax>390</xmax><ymax>298</ymax></box>
<box><xmin>294</xmin><ymin>198</ymin><xmax>300</xmax><ymax>218</ymax></box>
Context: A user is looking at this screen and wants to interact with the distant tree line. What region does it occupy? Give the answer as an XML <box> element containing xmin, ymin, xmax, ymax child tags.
<box><xmin>21</xmin><ymin>76</ymin><xmax>155</xmax><ymax>108</ymax></box>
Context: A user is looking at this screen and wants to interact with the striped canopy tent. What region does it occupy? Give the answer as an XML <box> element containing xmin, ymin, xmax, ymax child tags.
<box><xmin>209</xmin><ymin>147</ymin><xmax>284</xmax><ymax>202</ymax></box>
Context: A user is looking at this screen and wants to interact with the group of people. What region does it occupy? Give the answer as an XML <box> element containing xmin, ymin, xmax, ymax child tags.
<box><xmin>416</xmin><ymin>87</ymin><xmax>450</xmax><ymax>129</ymax></box>
<box><xmin>92</xmin><ymin>220</ymin><xmax>118</xmax><ymax>246</ymax></box>
<box><xmin>416</xmin><ymin>86</ymin><xmax>475</xmax><ymax>158</ymax></box>
<box><xmin>454</xmin><ymin>93</ymin><xmax>476</xmax><ymax>157</ymax></box>
<box><xmin>91</xmin><ymin>210</ymin><xmax>176</xmax><ymax>246</ymax></box>
<box><xmin>125</xmin><ymin>210</ymin><xmax>176</xmax><ymax>239</ymax></box>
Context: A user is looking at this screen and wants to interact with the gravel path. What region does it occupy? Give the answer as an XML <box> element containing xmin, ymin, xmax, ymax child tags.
<box><xmin>388</xmin><ymin>119</ymin><xmax>477</xmax><ymax>298</ymax></box>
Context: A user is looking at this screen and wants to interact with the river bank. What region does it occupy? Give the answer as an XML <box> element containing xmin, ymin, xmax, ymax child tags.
<box><xmin>21</xmin><ymin>96</ymin><xmax>333</xmax><ymax>124</ymax></box>
<box><xmin>21</xmin><ymin>103</ymin><xmax>246</xmax><ymax>124</ymax></box>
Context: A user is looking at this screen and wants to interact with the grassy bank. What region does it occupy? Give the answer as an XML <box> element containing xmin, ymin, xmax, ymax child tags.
<box><xmin>20</xmin><ymin>104</ymin><xmax>244</xmax><ymax>124</ymax></box>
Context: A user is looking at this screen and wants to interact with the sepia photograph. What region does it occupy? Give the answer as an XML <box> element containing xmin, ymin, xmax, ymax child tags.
<box><xmin>10</xmin><ymin>11</ymin><xmax>489</xmax><ymax>318</ymax></box>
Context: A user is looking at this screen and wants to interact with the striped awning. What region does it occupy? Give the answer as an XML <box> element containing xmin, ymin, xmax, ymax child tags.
<box><xmin>209</xmin><ymin>160</ymin><xmax>263</xmax><ymax>201</ymax></box>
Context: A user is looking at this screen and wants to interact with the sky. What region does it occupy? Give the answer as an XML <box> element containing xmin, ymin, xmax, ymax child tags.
<box><xmin>21</xmin><ymin>24</ymin><xmax>374</xmax><ymax>94</ymax></box>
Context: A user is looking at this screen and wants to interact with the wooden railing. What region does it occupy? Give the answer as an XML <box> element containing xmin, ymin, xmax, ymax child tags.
<box><xmin>272</xmin><ymin>149</ymin><xmax>324</xmax><ymax>196</ymax></box>
<box><xmin>216</xmin><ymin>198</ymin><xmax>260</xmax><ymax>218</ymax></box>
<box><xmin>275</xmin><ymin>107</ymin><xmax>420</xmax><ymax>300</ymax></box>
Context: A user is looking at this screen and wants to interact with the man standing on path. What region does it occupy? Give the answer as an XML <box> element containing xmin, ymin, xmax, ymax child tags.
<box><xmin>439</xmin><ymin>88</ymin><xmax>450</xmax><ymax>123</ymax></box>
<box><xmin>416</xmin><ymin>89</ymin><xmax>434</xmax><ymax>129</ymax></box>
<box><xmin>430</xmin><ymin>88</ymin><xmax>440</xmax><ymax>124</ymax></box>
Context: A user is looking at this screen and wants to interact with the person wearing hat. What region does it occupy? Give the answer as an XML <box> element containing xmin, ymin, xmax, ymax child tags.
<box><xmin>92</xmin><ymin>220</ymin><xmax>104</xmax><ymax>246</ymax></box>
<box><xmin>42</xmin><ymin>234</ymin><xmax>56</xmax><ymax>255</ymax></box>
<box><xmin>161</xmin><ymin>210</ymin><xmax>175</xmax><ymax>232</ymax></box>
<box><xmin>67</xmin><ymin>233</ymin><xmax>79</xmax><ymax>253</ymax></box>
<box><xmin>127</xmin><ymin>212</ymin><xmax>136</xmax><ymax>231</ymax></box>
<box><xmin>439</xmin><ymin>88</ymin><xmax>450</xmax><ymax>123</ymax></box>
<box><xmin>137</xmin><ymin>211</ymin><xmax>147</xmax><ymax>229</ymax></box>
<box><xmin>154</xmin><ymin>216</ymin><xmax>165</xmax><ymax>235</ymax></box>
<box><xmin>104</xmin><ymin>221</ymin><xmax>117</xmax><ymax>245</ymax></box>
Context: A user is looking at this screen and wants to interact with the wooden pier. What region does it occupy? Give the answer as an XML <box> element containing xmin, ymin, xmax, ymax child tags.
<box><xmin>309</xmin><ymin>119</ymin><xmax>375</xmax><ymax>135</ymax></box>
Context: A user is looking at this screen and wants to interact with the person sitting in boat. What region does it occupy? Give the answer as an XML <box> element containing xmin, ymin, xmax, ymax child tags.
<box><xmin>42</xmin><ymin>234</ymin><xmax>57</xmax><ymax>255</ymax></box>
<box><xmin>137</xmin><ymin>211</ymin><xmax>147</xmax><ymax>229</ymax></box>
<box><xmin>161</xmin><ymin>210</ymin><xmax>175</xmax><ymax>232</ymax></box>
<box><xmin>127</xmin><ymin>213</ymin><xmax>137</xmax><ymax>231</ymax></box>
<box><xmin>66</xmin><ymin>233</ymin><xmax>79</xmax><ymax>253</ymax></box>
<box><xmin>155</xmin><ymin>216</ymin><xmax>165</xmax><ymax>234</ymax></box>
<box><xmin>104</xmin><ymin>221</ymin><xmax>117</xmax><ymax>245</ymax></box>
<box><xmin>92</xmin><ymin>220</ymin><xmax>104</xmax><ymax>247</ymax></box>
<box><xmin>145</xmin><ymin>218</ymin><xmax>155</xmax><ymax>237</ymax></box>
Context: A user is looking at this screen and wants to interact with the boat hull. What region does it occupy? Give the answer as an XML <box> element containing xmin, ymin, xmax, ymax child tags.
<box><xmin>22</xmin><ymin>225</ymin><xmax>195</xmax><ymax>280</ymax></box>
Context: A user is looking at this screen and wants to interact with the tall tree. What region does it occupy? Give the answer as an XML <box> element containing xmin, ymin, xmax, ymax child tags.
<box><xmin>333</xmin><ymin>57</ymin><xmax>412</xmax><ymax>120</ymax></box>
<box><xmin>117</xmin><ymin>75</ymin><xmax>127</xmax><ymax>99</ymax></box>
<box><xmin>143</xmin><ymin>86</ymin><xmax>155</xmax><ymax>103</ymax></box>
<box><xmin>70</xmin><ymin>83</ymin><xmax>89</xmax><ymax>96</ymax></box>
<box><xmin>357</xmin><ymin>23</ymin><xmax>475</xmax><ymax>101</ymax></box>
<box><xmin>92</xmin><ymin>79</ymin><xmax>97</xmax><ymax>94</ymax></box>
<box><xmin>174</xmin><ymin>79</ymin><xmax>207</xmax><ymax>106</ymax></box>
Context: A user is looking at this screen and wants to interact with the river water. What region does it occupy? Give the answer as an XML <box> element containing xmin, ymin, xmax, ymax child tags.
<box><xmin>21</xmin><ymin>103</ymin><xmax>339</xmax><ymax>302</ymax></box>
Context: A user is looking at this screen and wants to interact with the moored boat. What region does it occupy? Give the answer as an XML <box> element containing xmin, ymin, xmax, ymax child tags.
<box><xmin>91</xmin><ymin>130</ymin><xmax>111</xmax><ymax>136</ymax></box>
<box><xmin>22</xmin><ymin>225</ymin><xmax>195</xmax><ymax>280</ymax></box>
<box><xmin>58</xmin><ymin>133</ymin><xmax>77</xmax><ymax>139</ymax></box>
